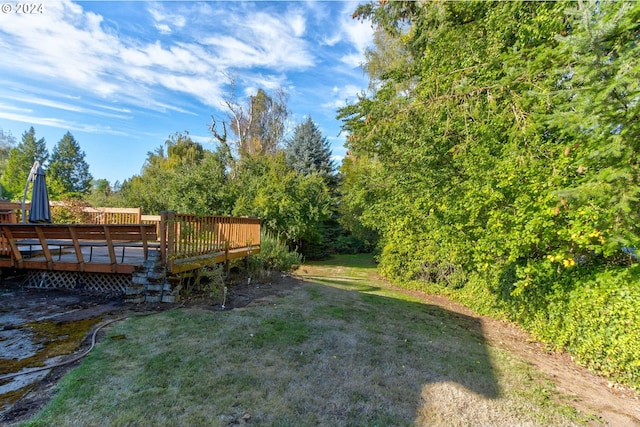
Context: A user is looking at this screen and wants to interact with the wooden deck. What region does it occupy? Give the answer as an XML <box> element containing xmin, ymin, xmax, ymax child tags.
<box><xmin>0</xmin><ymin>206</ymin><xmax>261</xmax><ymax>276</ymax></box>
<box><xmin>5</xmin><ymin>243</ymin><xmax>152</xmax><ymax>274</ymax></box>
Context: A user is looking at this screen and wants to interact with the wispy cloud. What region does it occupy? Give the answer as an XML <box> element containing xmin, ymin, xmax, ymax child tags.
<box><xmin>2</xmin><ymin>94</ymin><xmax>132</xmax><ymax>120</ymax></box>
<box><xmin>340</xmin><ymin>7</ymin><xmax>373</xmax><ymax>54</ymax></box>
<box><xmin>0</xmin><ymin>111</ymin><xmax>128</xmax><ymax>136</ymax></box>
<box><xmin>322</xmin><ymin>84</ymin><xmax>365</xmax><ymax>110</ymax></box>
<box><xmin>320</xmin><ymin>3</ymin><xmax>373</xmax><ymax>67</ymax></box>
<box><xmin>147</xmin><ymin>2</ymin><xmax>187</xmax><ymax>34</ymax></box>
<box><xmin>0</xmin><ymin>0</ymin><xmax>315</xmax><ymax>114</ymax></box>
<box><xmin>199</xmin><ymin>10</ymin><xmax>314</xmax><ymax>71</ymax></box>
<box><xmin>155</xmin><ymin>23</ymin><xmax>171</xmax><ymax>34</ymax></box>
<box><xmin>289</xmin><ymin>10</ymin><xmax>306</xmax><ymax>37</ymax></box>
<box><xmin>340</xmin><ymin>53</ymin><xmax>365</xmax><ymax>68</ymax></box>
<box><xmin>0</xmin><ymin>103</ymin><xmax>32</xmax><ymax>114</ymax></box>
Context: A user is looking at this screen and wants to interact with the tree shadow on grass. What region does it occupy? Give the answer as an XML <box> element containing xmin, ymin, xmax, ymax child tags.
<box><xmin>299</xmin><ymin>256</ymin><xmax>500</xmax><ymax>401</ymax></box>
<box><xmin>356</xmin><ymin>288</ymin><xmax>498</xmax><ymax>396</ymax></box>
<box><xmin>283</xmin><ymin>274</ymin><xmax>509</xmax><ymax>425</ymax></box>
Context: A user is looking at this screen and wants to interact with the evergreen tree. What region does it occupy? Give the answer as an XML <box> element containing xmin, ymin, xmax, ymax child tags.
<box><xmin>1</xmin><ymin>126</ymin><xmax>48</xmax><ymax>200</ymax></box>
<box><xmin>549</xmin><ymin>1</ymin><xmax>640</xmax><ymax>255</ymax></box>
<box><xmin>283</xmin><ymin>117</ymin><xmax>341</xmax><ymax>258</ymax></box>
<box><xmin>285</xmin><ymin>117</ymin><xmax>335</xmax><ymax>186</ymax></box>
<box><xmin>48</xmin><ymin>132</ymin><xmax>92</xmax><ymax>197</ymax></box>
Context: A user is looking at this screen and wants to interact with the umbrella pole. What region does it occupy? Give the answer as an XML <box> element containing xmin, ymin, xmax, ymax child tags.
<box><xmin>21</xmin><ymin>161</ymin><xmax>40</xmax><ymax>224</ymax></box>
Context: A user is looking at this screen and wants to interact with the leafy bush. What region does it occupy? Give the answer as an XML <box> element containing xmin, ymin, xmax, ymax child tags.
<box><xmin>403</xmin><ymin>260</ymin><xmax>640</xmax><ymax>390</ymax></box>
<box><xmin>50</xmin><ymin>198</ymin><xmax>93</xmax><ymax>224</ymax></box>
<box><xmin>533</xmin><ymin>266</ymin><xmax>640</xmax><ymax>386</ymax></box>
<box><xmin>247</xmin><ymin>231</ymin><xmax>303</xmax><ymax>275</ymax></box>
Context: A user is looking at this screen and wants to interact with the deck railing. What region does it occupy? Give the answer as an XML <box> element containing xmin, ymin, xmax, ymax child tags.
<box><xmin>0</xmin><ymin>202</ymin><xmax>27</xmax><ymax>223</ymax></box>
<box><xmin>80</xmin><ymin>207</ymin><xmax>142</xmax><ymax>224</ymax></box>
<box><xmin>0</xmin><ymin>205</ymin><xmax>261</xmax><ymax>274</ymax></box>
<box><xmin>160</xmin><ymin>212</ymin><xmax>261</xmax><ymax>273</ymax></box>
<box><xmin>0</xmin><ymin>210</ymin><xmax>15</xmax><ymax>256</ymax></box>
<box><xmin>0</xmin><ymin>223</ymin><xmax>158</xmax><ymax>274</ymax></box>
<box><xmin>0</xmin><ymin>203</ymin><xmax>142</xmax><ymax>225</ymax></box>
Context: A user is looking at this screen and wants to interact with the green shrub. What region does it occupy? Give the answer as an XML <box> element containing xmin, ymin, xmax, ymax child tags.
<box><xmin>50</xmin><ymin>198</ymin><xmax>93</xmax><ymax>224</ymax></box>
<box><xmin>248</xmin><ymin>231</ymin><xmax>303</xmax><ymax>274</ymax></box>
<box><xmin>533</xmin><ymin>266</ymin><xmax>640</xmax><ymax>386</ymax></box>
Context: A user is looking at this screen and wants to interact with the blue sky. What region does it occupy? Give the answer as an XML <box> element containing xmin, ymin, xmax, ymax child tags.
<box><xmin>0</xmin><ymin>1</ymin><xmax>373</xmax><ymax>185</ymax></box>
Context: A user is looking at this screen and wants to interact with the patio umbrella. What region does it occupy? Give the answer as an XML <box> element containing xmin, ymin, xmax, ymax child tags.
<box><xmin>25</xmin><ymin>163</ymin><xmax>51</xmax><ymax>223</ymax></box>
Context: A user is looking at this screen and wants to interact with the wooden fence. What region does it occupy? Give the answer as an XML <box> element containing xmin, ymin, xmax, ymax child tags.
<box><xmin>80</xmin><ymin>207</ymin><xmax>142</xmax><ymax>224</ymax></box>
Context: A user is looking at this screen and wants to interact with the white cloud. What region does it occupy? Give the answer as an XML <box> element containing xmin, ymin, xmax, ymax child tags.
<box><xmin>0</xmin><ymin>0</ymin><xmax>314</xmax><ymax>118</ymax></box>
<box><xmin>2</xmin><ymin>94</ymin><xmax>132</xmax><ymax>120</ymax></box>
<box><xmin>147</xmin><ymin>4</ymin><xmax>164</xmax><ymax>22</ymax></box>
<box><xmin>322</xmin><ymin>84</ymin><xmax>364</xmax><ymax>110</ymax></box>
<box><xmin>148</xmin><ymin>3</ymin><xmax>187</xmax><ymax>34</ymax></box>
<box><xmin>155</xmin><ymin>23</ymin><xmax>171</xmax><ymax>34</ymax></box>
<box><xmin>340</xmin><ymin>53</ymin><xmax>365</xmax><ymax>68</ymax></box>
<box><xmin>289</xmin><ymin>12</ymin><xmax>306</xmax><ymax>37</ymax></box>
<box><xmin>341</xmin><ymin>12</ymin><xmax>374</xmax><ymax>54</ymax></box>
<box><xmin>0</xmin><ymin>111</ymin><xmax>127</xmax><ymax>136</ymax></box>
<box><xmin>321</xmin><ymin>3</ymin><xmax>373</xmax><ymax>69</ymax></box>
<box><xmin>201</xmin><ymin>10</ymin><xmax>314</xmax><ymax>71</ymax></box>
<box><xmin>0</xmin><ymin>103</ymin><xmax>32</xmax><ymax>113</ymax></box>
<box><xmin>244</xmin><ymin>74</ymin><xmax>287</xmax><ymax>92</ymax></box>
<box><xmin>322</xmin><ymin>33</ymin><xmax>343</xmax><ymax>47</ymax></box>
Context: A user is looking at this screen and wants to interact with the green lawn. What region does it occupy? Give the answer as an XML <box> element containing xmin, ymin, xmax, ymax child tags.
<box><xmin>22</xmin><ymin>254</ymin><xmax>596</xmax><ymax>426</ymax></box>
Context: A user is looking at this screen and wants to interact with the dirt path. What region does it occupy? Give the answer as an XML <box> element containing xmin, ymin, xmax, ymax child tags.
<box><xmin>399</xmin><ymin>289</ymin><xmax>640</xmax><ymax>426</ymax></box>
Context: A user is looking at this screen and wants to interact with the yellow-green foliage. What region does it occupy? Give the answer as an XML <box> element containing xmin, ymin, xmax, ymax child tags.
<box><xmin>534</xmin><ymin>267</ymin><xmax>640</xmax><ymax>386</ymax></box>
<box><xmin>339</xmin><ymin>1</ymin><xmax>640</xmax><ymax>389</ymax></box>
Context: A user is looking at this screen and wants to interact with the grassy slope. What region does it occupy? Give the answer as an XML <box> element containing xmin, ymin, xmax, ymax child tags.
<box><xmin>23</xmin><ymin>255</ymin><xmax>596</xmax><ymax>427</ymax></box>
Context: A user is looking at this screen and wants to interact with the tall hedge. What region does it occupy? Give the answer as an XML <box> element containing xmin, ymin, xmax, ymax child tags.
<box><xmin>339</xmin><ymin>1</ymin><xmax>640</xmax><ymax>389</ymax></box>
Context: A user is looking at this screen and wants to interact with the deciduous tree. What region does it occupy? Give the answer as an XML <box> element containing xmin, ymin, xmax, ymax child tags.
<box><xmin>231</xmin><ymin>152</ymin><xmax>333</xmax><ymax>246</ymax></box>
<box><xmin>210</xmin><ymin>84</ymin><xmax>289</xmax><ymax>169</ymax></box>
<box><xmin>120</xmin><ymin>132</ymin><xmax>233</xmax><ymax>215</ymax></box>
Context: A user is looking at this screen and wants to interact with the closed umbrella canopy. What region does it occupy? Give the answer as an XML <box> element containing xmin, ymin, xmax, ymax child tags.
<box><xmin>28</xmin><ymin>165</ymin><xmax>51</xmax><ymax>223</ymax></box>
